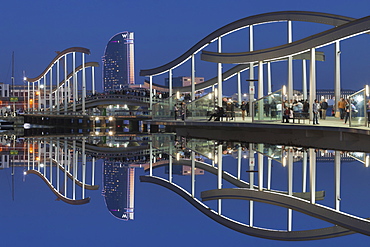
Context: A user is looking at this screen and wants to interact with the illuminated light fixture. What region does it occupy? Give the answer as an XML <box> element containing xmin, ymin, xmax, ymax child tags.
<box><xmin>282</xmin><ymin>85</ymin><xmax>287</xmax><ymax>96</ymax></box>
<box><xmin>208</xmin><ymin>93</ymin><xmax>212</xmax><ymax>100</ymax></box>
<box><xmin>23</xmin><ymin>77</ymin><xmax>27</xmax><ymax>81</ymax></box>
<box><xmin>95</xmin><ymin>131</ymin><xmax>99</xmax><ymax>135</ymax></box>
<box><xmin>176</xmin><ymin>153</ymin><xmax>180</xmax><ymax>161</ymax></box>
<box><xmin>23</xmin><ymin>171</ymin><xmax>27</xmax><ymax>175</ymax></box>
<box><xmin>117</xmin><ymin>104</ymin><xmax>120</xmax><ymax>108</ymax></box>
<box><xmin>366</xmin><ymin>155</ymin><xmax>369</xmax><ymax>167</ymax></box>
<box><xmin>108</xmin><ymin>117</ymin><xmax>113</xmax><ymax>121</ymax></box>
<box><xmin>176</xmin><ymin>91</ymin><xmax>180</xmax><ymax>99</ymax></box>
<box><xmin>36</xmin><ymin>157</ymin><xmax>40</xmax><ymax>161</ymax></box>
<box><xmin>108</xmin><ymin>131</ymin><xmax>113</xmax><ymax>136</ymax></box>
<box><xmin>109</xmin><ymin>105</ymin><xmax>113</xmax><ymax>109</ymax></box>
<box><xmin>282</xmin><ymin>156</ymin><xmax>287</xmax><ymax>167</ymax></box>
<box><xmin>366</xmin><ymin>85</ymin><xmax>369</xmax><ymax>97</ymax></box>
<box><xmin>40</xmin><ymin>85</ymin><xmax>44</xmax><ymax>89</ymax></box>
<box><xmin>40</xmin><ymin>163</ymin><xmax>44</xmax><ymax>168</ymax></box>
<box><xmin>215</xmin><ymin>88</ymin><xmax>218</xmax><ymax>97</ymax></box>
<box><xmin>95</xmin><ymin>117</ymin><xmax>99</xmax><ymax>121</ymax></box>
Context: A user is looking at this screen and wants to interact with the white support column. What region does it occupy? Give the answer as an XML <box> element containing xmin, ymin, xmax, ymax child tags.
<box><xmin>217</xmin><ymin>144</ymin><xmax>223</xmax><ymax>214</ymax></box>
<box><xmin>267</xmin><ymin>62</ymin><xmax>272</xmax><ymax>94</ymax></box>
<box><xmin>92</xmin><ymin>66</ymin><xmax>95</xmax><ymax>95</ymax></box>
<box><xmin>64</xmin><ymin>55</ymin><xmax>68</xmax><ymax>112</ymax></box>
<box><xmin>43</xmin><ymin>140</ymin><xmax>47</xmax><ymax>177</ymax></box>
<box><xmin>27</xmin><ymin>140</ymin><xmax>30</xmax><ymax>170</ymax></box>
<box><xmin>72</xmin><ymin>140</ymin><xmax>76</xmax><ymax>200</ymax></box>
<box><xmin>334</xmin><ymin>151</ymin><xmax>341</xmax><ymax>211</ymax></box>
<box><xmin>191</xmin><ymin>151</ymin><xmax>195</xmax><ymax>197</ymax></box>
<box><xmin>149</xmin><ymin>142</ymin><xmax>153</xmax><ymax>176</ymax></box>
<box><xmin>335</xmin><ymin>41</ymin><xmax>341</xmax><ymax>114</ymax></box>
<box><xmin>91</xmin><ymin>157</ymin><xmax>95</xmax><ymax>186</ymax></box>
<box><xmin>27</xmin><ymin>80</ymin><xmax>30</xmax><ymax>111</ymax></box>
<box><xmin>267</xmin><ymin>158</ymin><xmax>272</xmax><ymax>190</ymax></box>
<box><xmin>37</xmin><ymin>80</ymin><xmax>41</xmax><ymax>111</ymax></box>
<box><xmin>302</xmin><ymin>59</ymin><xmax>307</xmax><ymax>100</ymax></box>
<box><xmin>49</xmin><ymin>140</ymin><xmax>53</xmax><ymax>185</ymax></box>
<box><xmin>149</xmin><ymin>76</ymin><xmax>153</xmax><ymax>110</ymax></box>
<box><xmin>309</xmin><ymin>48</ymin><xmax>316</xmax><ymax>121</ymax></box>
<box><xmin>72</xmin><ymin>52</ymin><xmax>76</xmax><ymax>112</ymax></box>
<box><xmin>237</xmin><ymin>146</ymin><xmax>242</xmax><ymax>180</ymax></box>
<box><xmin>309</xmin><ymin>148</ymin><xmax>316</xmax><ymax>204</ymax></box>
<box><xmin>169</xmin><ymin>144</ymin><xmax>173</xmax><ymax>183</ymax></box>
<box><xmin>249</xmin><ymin>143</ymin><xmax>255</xmax><ymax>226</ymax></box>
<box><xmin>56</xmin><ymin>138</ymin><xmax>60</xmax><ymax>191</ymax></box>
<box><xmin>169</xmin><ymin>69</ymin><xmax>173</xmax><ymax>117</ymax></box>
<box><xmin>287</xmin><ymin>149</ymin><xmax>293</xmax><ymax>231</ymax></box>
<box><xmin>43</xmin><ymin>76</ymin><xmax>46</xmax><ymax>111</ymax></box>
<box><xmin>287</xmin><ymin>20</ymin><xmax>293</xmax><ymax>100</ymax></box>
<box><xmin>258</xmin><ymin>152</ymin><xmax>263</xmax><ymax>191</ymax></box>
<box><xmin>64</xmin><ymin>141</ymin><xmax>67</xmax><ymax>197</ymax></box>
<box><xmin>50</xmin><ymin>66</ymin><xmax>53</xmax><ymax>111</ymax></box>
<box><xmin>302</xmin><ymin>150</ymin><xmax>307</xmax><ymax>193</ymax></box>
<box><xmin>258</xmin><ymin>61</ymin><xmax>264</xmax><ymax>119</ymax></box>
<box><xmin>82</xmin><ymin>138</ymin><xmax>86</xmax><ymax>199</ymax></box>
<box><xmin>237</xmin><ymin>72</ymin><xmax>242</xmax><ymax>105</ymax></box>
<box><xmin>191</xmin><ymin>54</ymin><xmax>195</xmax><ymax>101</ymax></box>
<box><xmin>249</xmin><ymin>25</ymin><xmax>255</xmax><ymax>118</ymax></box>
<box><xmin>217</xmin><ymin>37</ymin><xmax>223</xmax><ymax>106</ymax></box>
<box><xmin>32</xmin><ymin>82</ymin><xmax>35</xmax><ymax>112</ymax></box>
<box><xmin>82</xmin><ymin>53</ymin><xmax>86</xmax><ymax>114</ymax></box>
<box><xmin>56</xmin><ymin>60</ymin><xmax>60</xmax><ymax>113</ymax></box>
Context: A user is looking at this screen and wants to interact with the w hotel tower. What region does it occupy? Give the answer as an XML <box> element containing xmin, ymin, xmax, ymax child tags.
<box><xmin>103</xmin><ymin>31</ymin><xmax>135</xmax><ymax>92</ymax></box>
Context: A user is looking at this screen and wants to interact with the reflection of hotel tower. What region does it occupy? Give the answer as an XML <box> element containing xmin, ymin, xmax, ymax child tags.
<box><xmin>103</xmin><ymin>31</ymin><xmax>135</xmax><ymax>92</ymax></box>
<box><xmin>103</xmin><ymin>162</ymin><xmax>141</xmax><ymax>220</ymax></box>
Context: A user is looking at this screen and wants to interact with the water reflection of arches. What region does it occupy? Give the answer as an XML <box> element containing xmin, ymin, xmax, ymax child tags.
<box><xmin>140</xmin><ymin>175</ymin><xmax>356</xmax><ymax>240</ymax></box>
<box><xmin>143</xmin><ymin>134</ymin><xmax>370</xmax><ymax>240</ymax></box>
<box><xmin>25</xmin><ymin>137</ymin><xmax>97</xmax><ymax>205</ymax></box>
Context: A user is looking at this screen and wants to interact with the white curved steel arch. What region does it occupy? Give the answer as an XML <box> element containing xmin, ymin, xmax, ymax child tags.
<box><xmin>140</xmin><ymin>11</ymin><xmax>355</xmax><ymax>77</ymax></box>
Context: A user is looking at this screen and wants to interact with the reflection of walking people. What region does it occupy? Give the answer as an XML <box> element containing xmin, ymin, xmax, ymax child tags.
<box><xmin>312</xmin><ymin>99</ymin><xmax>320</xmax><ymax>125</ymax></box>
<box><xmin>174</xmin><ymin>104</ymin><xmax>178</xmax><ymax>120</ymax></box>
<box><xmin>367</xmin><ymin>99</ymin><xmax>370</xmax><ymax>123</ymax></box>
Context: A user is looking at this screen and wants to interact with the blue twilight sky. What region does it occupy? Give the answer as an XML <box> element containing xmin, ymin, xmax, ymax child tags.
<box><xmin>1</xmin><ymin>0</ymin><xmax>370</xmax><ymax>95</ymax></box>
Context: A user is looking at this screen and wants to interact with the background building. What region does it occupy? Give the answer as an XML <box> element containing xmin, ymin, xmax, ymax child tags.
<box><xmin>164</xmin><ymin>76</ymin><xmax>204</xmax><ymax>88</ymax></box>
<box><xmin>103</xmin><ymin>32</ymin><xmax>135</xmax><ymax>92</ymax></box>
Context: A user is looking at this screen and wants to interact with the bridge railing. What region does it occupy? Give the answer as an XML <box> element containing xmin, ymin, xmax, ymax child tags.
<box><xmin>185</xmin><ymin>92</ymin><xmax>216</xmax><ymax>121</ymax></box>
<box><xmin>252</xmin><ymin>88</ymin><xmax>284</xmax><ymax>122</ymax></box>
<box><xmin>348</xmin><ymin>87</ymin><xmax>368</xmax><ymax>127</ymax></box>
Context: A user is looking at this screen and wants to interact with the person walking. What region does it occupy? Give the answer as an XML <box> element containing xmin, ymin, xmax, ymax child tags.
<box><xmin>312</xmin><ymin>99</ymin><xmax>320</xmax><ymax>125</ymax></box>
<box><xmin>320</xmin><ymin>99</ymin><xmax>328</xmax><ymax>120</ymax></box>
<box><xmin>338</xmin><ymin>98</ymin><xmax>346</xmax><ymax>120</ymax></box>
<box><xmin>240</xmin><ymin>101</ymin><xmax>247</xmax><ymax>120</ymax></box>
<box><xmin>344</xmin><ymin>99</ymin><xmax>350</xmax><ymax>124</ymax></box>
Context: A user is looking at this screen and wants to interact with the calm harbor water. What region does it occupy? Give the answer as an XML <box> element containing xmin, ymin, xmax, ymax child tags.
<box><xmin>1</xmin><ymin>132</ymin><xmax>370</xmax><ymax>246</ymax></box>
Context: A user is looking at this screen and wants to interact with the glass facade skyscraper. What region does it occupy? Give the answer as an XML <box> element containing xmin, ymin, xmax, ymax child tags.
<box><xmin>103</xmin><ymin>31</ymin><xmax>135</xmax><ymax>92</ymax></box>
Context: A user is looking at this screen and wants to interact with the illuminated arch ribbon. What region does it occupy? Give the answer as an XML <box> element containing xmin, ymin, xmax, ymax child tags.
<box><xmin>140</xmin><ymin>175</ymin><xmax>357</xmax><ymax>241</ymax></box>
<box><xmin>26</xmin><ymin>170</ymin><xmax>90</xmax><ymax>205</ymax></box>
<box><xmin>26</xmin><ymin>47</ymin><xmax>91</xmax><ymax>83</ymax></box>
<box><xmin>53</xmin><ymin>62</ymin><xmax>99</xmax><ymax>93</ymax></box>
<box><xmin>51</xmin><ymin>159</ymin><xmax>99</xmax><ymax>190</ymax></box>
<box><xmin>140</xmin><ymin>11</ymin><xmax>355</xmax><ymax>76</ymax></box>
<box><xmin>144</xmin><ymin>159</ymin><xmax>324</xmax><ymax>200</ymax></box>
<box><xmin>201</xmin><ymin>15</ymin><xmax>370</xmax><ymax>64</ymax></box>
